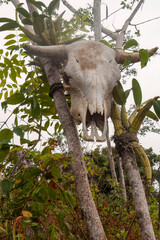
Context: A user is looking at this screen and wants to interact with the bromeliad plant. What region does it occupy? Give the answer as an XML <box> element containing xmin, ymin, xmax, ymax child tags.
<box><xmin>112</xmin><ymin>78</ymin><xmax>160</xmax><ymax>185</ymax></box>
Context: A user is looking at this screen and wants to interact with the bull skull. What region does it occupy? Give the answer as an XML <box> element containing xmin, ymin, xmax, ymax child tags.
<box><xmin>23</xmin><ymin>41</ymin><xmax>157</xmax><ymax>141</ymax></box>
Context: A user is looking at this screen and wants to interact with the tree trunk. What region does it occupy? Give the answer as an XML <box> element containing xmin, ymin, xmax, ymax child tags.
<box><xmin>121</xmin><ymin>149</ymin><xmax>156</xmax><ymax>240</ymax></box>
<box><xmin>158</xmin><ymin>183</ymin><xmax>160</xmax><ymax>231</ymax></box>
<box><xmin>106</xmin><ymin>122</ymin><xmax>118</xmax><ymax>182</ymax></box>
<box><xmin>41</xmin><ymin>58</ymin><xmax>107</xmax><ymax>240</ymax></box>
<box><xmin>93</xmin><ymin>0</ymin><xmax>102</xmax><ymax>41</ymax></box>
<box><xmin>117</xmin><ymin>154</ymin><xmax>127</xmax><ymax>201</ymax></box>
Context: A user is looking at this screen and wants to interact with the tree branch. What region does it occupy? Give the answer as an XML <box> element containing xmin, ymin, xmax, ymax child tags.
<box><xmin>116</xmin><ymin>0</ymin><xmax>144</xmax><ymax>49</ymax></box>
<box><xmin>101</xmin><ymin>26</ymin><xmax>118</xmax><ymax>41</ymax></box>
<box><xmin>61</xmin><ymin>0</ymin><xmax>78</xmax><ymax>15</ymax></box>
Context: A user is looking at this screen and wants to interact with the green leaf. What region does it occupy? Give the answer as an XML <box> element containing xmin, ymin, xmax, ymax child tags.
<box><xmin>65</xmin><ymin>191</ymin><xmax>76</xmax><ymax>208</ymax></box>
<box><xmin>31</xmin><ymin>95</ymin><xmax>40</xmax><ymax>119</ymax></box>
<box><xmin>0</xmin><ymin>144</ymin><xmax>10</xmax><ymax>162</ymax></box>
<box><xmin>82</xmin><ymin>12</ymin><xmax>88</xmax><ymax>21</ymax></box>
<box><xmin>112</xmin><ymin>83</ymin><xmax>126</xmax><ymax>105</ymax></box>
<box><xmin>124</xmin><ymin>39</ymin><xmax>138</xmax><ymax>50</ymax></box>
<box><xmin>146</xmin><ymin>110</ymin><xmax>159</xmax><ymax>121</ymax></box>
<box><xmin>7</xmin><ymin>93</ymin><xmax>25</xmax><ymax>105</ymax></box>
<box><xmin>4</xmin><ymin>34</ymin><xmax>16</xmax><ymax>39</ymax></box>
<box><xmin>125</xmin><ymin>89</ymin><xmax>131</xmax><ymax>99</ymax></box>
<box><xmin>0</xmin><ymin>18</ymin><xmax>16</xmax><ymax>23</ymax></box>
<box><xmin>153</xmin><ymin>100</ymin><xmax>160</xmax><ymax>118</ymax></box>
<box><xmin>22</xmin><ymin>18</ymin><xmax>33</xmax><ymax>25</ymax></box>
<box><xmin>0</xmin><ymin>129</ymin><xmax>13</xmax><ymax>144</ymax></box>
<box><xmin>16</xmin><ymin>7</ymin><xmax>31</xmax><ymax>19</ymax></box>
<box><xmin>13</xmin><ymin>126</ymin><xmax>24</xmax><ymax>138</ymax></box>
<box><xmin>33</xmin><ymin>15</ymin><xmax>45</xmax><ymax>35</ymax></box>
<box><xmin>123</xmin><ymin>55</ymin><xmax>132</xmax><ymax>66</ymax></box>
<box><xmin>4</xmin><ymin>40</ymin><xmax>16</xmax><ymax>46</ymax></box>
<box><xmin>0</xmin><ymin>179</ymin><xmax>13</xmax><ymax>198</ymax></box>
<box><xmin>139</xmin><ymin>49</ymin><xmax>149</xmax><ymax>68</ymax></box>
<box><xmin>100</xmin><ymin>40</ymin><xmax>111</xmax><ymax>47</ymax></box>
<box><xmin>28</xmin><ymin>0</ymin><xmax>46</xmax><ymax>10</ymax></box>
<box><xmin>54</xmin><ymin>11</ymin><xmax>65</xmax><ymax>32</ymax></box>
<box><xmin>47</xmin><ymin>0</ymin><xmax>60</xmax><ymax>15</ymax></box>
<box><xmin>0</xmin><ymin>22</ymin><xmax>19</xmax><ymax>31</ymax></box>
<box><xmin>132</xmin><ymin>78</ymin><xmax>142</xmax><ymax>107</ymax></box>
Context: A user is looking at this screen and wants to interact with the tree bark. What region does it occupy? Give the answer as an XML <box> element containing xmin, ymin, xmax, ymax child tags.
<box><xmin>106</xmin><ymin>122</ymin><xmax>117</xmax><ymax>182</ymax></box>
<box><xmin>121</xmin><ymin>149</ymin><xmax>156</xmax><ymax>240</ymax></box>
<box><xmin>117</xmin><ymin>155</ymin><xmax>127</xmax><ymax>201</ymax></box>
<box><xmin>93</xmin><ymin>0</ymin><xmax>102</xmax><ymax>41</ymax></box>
<box><xmin>158</xmin><ymin>183</ymin><xmax>160</xmax><ymax>231</ymax></box>
<box><xmin>41</xmin><ymin>58</ymin><xmax>107</xmax><ymax>240</ymax></box>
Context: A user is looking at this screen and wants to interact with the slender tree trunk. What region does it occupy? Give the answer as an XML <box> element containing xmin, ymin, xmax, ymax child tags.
<box><xmin>121</xmin><ymin>149</ymin><xmax>156</xmax><ymax>240</ymax></box>
<box><xmin>93</xmin><ymin>0</ymin><xmax>102</xmax><ymax>41</ymax></box>
<box><xmin>117</xmin><ymin>154</ymin><xmax>127</xmax><ymax>201</ymax></box>
<box><xmin>106</xmin><ymin>122</ymin><xmax>117</xmax><ymax>182</ymax></box>
<box><xmin>158</xmin><ymin>183</ymin><xmax>160</xmax><ymax>231</ymax></box>
<box><xmin>41</xmin><ymin>59</ymin><xmax>107</xmax><ymax>240</ymax></box>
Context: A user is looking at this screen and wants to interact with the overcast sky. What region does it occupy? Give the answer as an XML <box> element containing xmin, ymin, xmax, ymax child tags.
<box><xmin>0</xmin><ymin>0</ymin><xmax>160</xmax><ymax>153</ymax></box>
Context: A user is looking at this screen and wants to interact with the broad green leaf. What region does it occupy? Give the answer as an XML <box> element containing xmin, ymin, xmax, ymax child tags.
<box><xmin>153</xmin><ymin>100</ymin><xmax>160</xmax><ymax>118</ymax></box>
<box><xmin>100</xmin><ymin>40</ymin><xmax>111</xmax><ymax>47</ymax></box>
<box><xmin>0</xmin><ymin>18</ymin><xmax>16</xmax><ymax>23</ymax></box>
<box><xmin>0</xmin><ymin>144</ymin><xmax>10</xmax><ymax>162</ymax></box>
<box><xmin>4</xmin><ymin>40</ymin><xmax>16</xmax><ymax>46</ymax></box>
<box><xmin>16</xmin><ymin>7</ymin><xmax>31</xmax><ymax>19</ymax></box>
<box><xmin>22</xmin><ymin>18</ymin><xmax>33</xmax><ymax>25</ymax></box>
<box><xmin>4</xmin><ymin>91</ymin><xmax>8</xmax><ymax>100</ymax></box>
<box><xmin>112</xmin><ymin>83</ymin><xmax>126</xmax><ymax>105</ymax></box>
<box><xmin>0</xmin><ymin>129</ymin><xmax>13</xmax><ymax>144</ymax></box>
<box><xmin>0</xmin><ymin>22</ymin><xmax>19</xmax><ymax>31</ymax></box>
<box><xmin>139</xmin><ymin>49</ymin><xmax>149</xmax><ymax>68</ymax></box>
<box><xmin>0</xmin><ymin>179</ymin><xmax>13</xmax><ymax>198</ymax></box>
<box><xmin>13</xmin><ymin>126</ymin><xmax>24</xmax><ymax>138</ymax></box>
<box><xmin>124</xmin><ymin>39</ymin><xmax>138</xmax><ymax>50</ymax></box>
<box><xmin>132</xmin><ymin>78</ymin><xmax>142</xmax><ymax>107</ymax></box>
<box><xmin>28</xmin><ymin>0</ymin><xmax>46</xmax><ymax>10</ymax></box>
<box><xmin>146</xmin><ymin>110</ymin><xmax>159</xmax><ymax>121</ymax></box>
<box><xmin>123</xmin><ymin>55</ymin><xmax>132</xmax><ymax>66</ymax></box>
<box><xmin>47</xmin><ymin>0</ymin><xmax>60</xmax><ymax>15</ymax></box>
<box><xmin>80</xmin><ymin>27</ymin><xmax>89</xmax><ymax>32</ymax></box>
<box><xmin>33</xmin><ymin>16</ymin><xmax>45</xmax><ymax>35</ymax></box>
<box><xmin>4</xmin><ymin>34</ymin><xmax>16</xmax><ymax>39</ymax></box>
<box><xmin>31</xmin><ymin>95</ymin><xmax>40</xmax><ymax>119</ymax></box>
<box><xmin>7</xmin><ymin>93</ymin><xmax>25</xmax><ymax>105</ymax></box>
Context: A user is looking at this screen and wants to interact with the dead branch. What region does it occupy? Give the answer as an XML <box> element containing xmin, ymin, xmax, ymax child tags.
<box><xmin>116</xmin><ymin>0</ymin><xmax>144</xmax><ymax>49</ymax></box>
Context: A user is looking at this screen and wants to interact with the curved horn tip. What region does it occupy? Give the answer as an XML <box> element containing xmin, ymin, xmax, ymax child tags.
<box><xmin>22</xmin><ymin>43</ymin><xmax>67</xmax><ymax>59</ymax></box>
<box><xmin>115</xmin><ymin>46</ymin><xmax>159</xmax><ymax>64</ymax></box>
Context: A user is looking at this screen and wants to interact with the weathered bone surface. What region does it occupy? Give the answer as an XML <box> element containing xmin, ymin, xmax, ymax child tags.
<box><xmin>23</xmin><ymin>41</ymin><xmax>158</xmax><ymax>141</ymax></box>
<box><xmin>63</xmin><ymin>41</ymin><xmax>121</xmax><ymax>141</ymax></box>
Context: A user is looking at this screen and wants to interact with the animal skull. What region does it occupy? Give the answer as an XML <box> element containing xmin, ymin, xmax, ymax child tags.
<box><xmin>23</xmin><ymin>41</ymin><xmax>157</xmax><ymax>141</ymax></box>
<box><xmin>63</xmin><ymin>41</ymin><xmax>120</xmax><ymax>141</ymax></box>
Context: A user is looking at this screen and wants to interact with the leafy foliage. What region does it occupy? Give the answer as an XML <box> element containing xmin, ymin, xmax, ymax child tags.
<box><xmin>0</xmin><ymin>0</ymin><xmax>159</xmax><ymax>239</ymax></box>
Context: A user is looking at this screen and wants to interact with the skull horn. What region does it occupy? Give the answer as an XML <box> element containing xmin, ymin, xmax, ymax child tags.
<box><xmin>22</xmin><ymin>44</ymin><xmax>67</xmax><ymax>60</ymax></box>
<box><xmin>115</xmin><ymin>47</ymin><xmax>158</xmax><ymax>64</ymax></box>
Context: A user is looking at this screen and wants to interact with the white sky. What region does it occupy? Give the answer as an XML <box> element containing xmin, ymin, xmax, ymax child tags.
<box><xmin>0</xmin><ymin>0</ymin><xmax>160</xmax><ymax>153</ymax></box>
